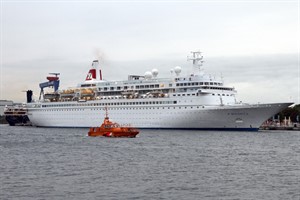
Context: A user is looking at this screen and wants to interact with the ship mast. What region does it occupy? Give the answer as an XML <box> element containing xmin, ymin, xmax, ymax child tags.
<box><xmin>187</xmin><ymin>51</ymin><xmax>204</xmax><ymax>75</ymax></box>
<box><xmin>104</xmin><ymin>106</ymin><xmax>109</xmax><ymax>119</ymax></box>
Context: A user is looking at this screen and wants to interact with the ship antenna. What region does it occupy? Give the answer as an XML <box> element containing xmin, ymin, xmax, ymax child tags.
<box><xmin>105</xmin><ymin>106</ymin><xmax>109</xmax><ymax>119</ymax></box>
<box><xmin>187</xmin><ymin>51</ymin><xmax>204</xmax><ymax>75</ymax></box>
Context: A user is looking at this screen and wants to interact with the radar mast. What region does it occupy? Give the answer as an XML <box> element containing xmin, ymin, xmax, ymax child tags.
<box><xmin>187</xmin><ymin>51</ymin><xmax>204</xmax><ymax>75</ymax></box>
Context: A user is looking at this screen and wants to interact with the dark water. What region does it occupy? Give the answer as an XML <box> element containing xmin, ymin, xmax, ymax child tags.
<box><xmin>0</xmin><ymin>125</ymin><xmax>299</xmax><ymax>200</ymax></box>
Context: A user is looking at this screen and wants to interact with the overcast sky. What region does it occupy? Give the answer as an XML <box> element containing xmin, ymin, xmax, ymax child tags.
<box><xmin>1</xmin><ymin>0</ymin><xmax>299</xmax><ymax>104</ymax></box>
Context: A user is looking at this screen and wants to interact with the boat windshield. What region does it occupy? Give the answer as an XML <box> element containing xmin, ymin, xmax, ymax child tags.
<box><xmin>104</xmin><ymin>123</ymin><xmax>120</xmax><ymax>128</ymax></box>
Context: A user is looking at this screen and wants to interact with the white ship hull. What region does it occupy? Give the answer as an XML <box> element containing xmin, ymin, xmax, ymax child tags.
<box><xmin>27</xmin><ymin>101</ymin><xmax>292</xmax><ymax>130</ymax></box>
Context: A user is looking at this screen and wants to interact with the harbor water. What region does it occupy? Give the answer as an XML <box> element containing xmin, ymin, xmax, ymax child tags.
<box><xmin>0</xmin><ymin>125</ymin><xmax>299</xmax><ymax>200</ymax></box>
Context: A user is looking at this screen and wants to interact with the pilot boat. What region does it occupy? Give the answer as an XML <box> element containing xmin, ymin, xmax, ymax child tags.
<box><xmin>88</xmin><ymin>108</ymin><xmax>139</xmax><ymax>137</ymax></box>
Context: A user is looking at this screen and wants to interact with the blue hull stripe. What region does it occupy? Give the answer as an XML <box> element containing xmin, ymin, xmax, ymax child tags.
<box><xmin>36</xmin><ymin>126</ymin><xmax>259</xmax><ymax>131</ymax></box>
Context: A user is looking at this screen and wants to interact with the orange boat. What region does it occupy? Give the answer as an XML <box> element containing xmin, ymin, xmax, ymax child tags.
<box><xmin>88</xmin><ymin>109</ymin><xmax>139</xmax><ymax>137</ymax></box>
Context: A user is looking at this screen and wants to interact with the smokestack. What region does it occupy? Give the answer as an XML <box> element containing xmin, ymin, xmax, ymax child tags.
<box><xmin>26</xmin><ymin>90</ymin><xmax>33</xmax><ymax>103</ymax></box>
<box><xmin>85</xmin><ymin>69</ymin><xmax>96</xmax><ymax>81</ymax></box>
<box><xmin>85</xmin><ymin>60</ymin><xmax>103</xmax><ymax>81</ymax></box>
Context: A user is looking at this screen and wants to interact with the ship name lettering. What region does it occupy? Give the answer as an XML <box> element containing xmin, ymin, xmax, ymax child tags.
<box><xmin>229</xmin><ymin>112</ymin><xmax>248</xmax><ymax>115</ymax></box>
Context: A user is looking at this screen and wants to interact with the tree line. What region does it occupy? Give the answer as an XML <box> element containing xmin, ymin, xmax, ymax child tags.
<box><xmin>274</xmin><ymin>104</ymin><xmax>300</xmax><ymax>123</ymax></box>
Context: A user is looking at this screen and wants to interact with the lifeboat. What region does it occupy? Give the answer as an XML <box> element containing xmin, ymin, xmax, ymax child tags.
<box><xmin>88</xmin><ymin>108</ymin><xmax>139</xmax><ymax>138</ymax></box>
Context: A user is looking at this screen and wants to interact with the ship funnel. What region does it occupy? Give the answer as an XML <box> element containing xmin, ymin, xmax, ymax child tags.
<box><xmin>26</xmin><ymin>90</ymin><xmax>33</xmax><ymax>103</ymax></box>
<box><xmin>85</xmin><ymin>60</ymin><xmax>103</xmax><ymax>81</ymax></box>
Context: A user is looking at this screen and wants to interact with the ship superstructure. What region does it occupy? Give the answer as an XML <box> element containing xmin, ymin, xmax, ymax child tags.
<box><xmin>26</xmin><ymin>51</ymin><xmax>292</xmax><ymax>130</ymax></box>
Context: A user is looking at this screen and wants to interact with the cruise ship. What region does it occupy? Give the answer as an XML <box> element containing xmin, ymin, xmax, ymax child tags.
<box><xmin>26</xmin><ymin>51</ymin><xmax>292</xmax><ymax>130</ymax></box>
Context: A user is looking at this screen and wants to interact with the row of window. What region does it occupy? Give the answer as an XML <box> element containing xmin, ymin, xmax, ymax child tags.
<box><xmin>212</xmin><ymin>94</ymin><xmax>233</xmax><ymax>96</ymax></box>
<box><xmin>42</xmin><ymin>101</ymin><xmax>177</xmax><ymax>108</ymax></box>
<box><xmin>176</xmin><ymin>82</ymin><xmax>222</xmax><ymax>87</ymax></box>
<box><xmin>41</xmin><ymin>106</ymin><xmax>205</xmax><ymax>112</ymax></box>
<box><xmin>173</xmin><ymin>93</ymin><xmax>196</xmax><ymax>97</ymax></box>
<box><xmin>201</xmin><ymin>86</ymin><xmax>233</xmax><ymax>91</ymax></box>
<box><xmin>94</xmin><ymin>82</ymin><xmax>226</xmax><ymax>92</ymax></box>
<box><xmin>98</xmin><ymin>84</ymin><xmax>161</xmax><ymax>91</ymax></box>
<box><xmin>172</xmin><ymin>93</ymin><xmax>233</xmax><ymax>97</ymax></box>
